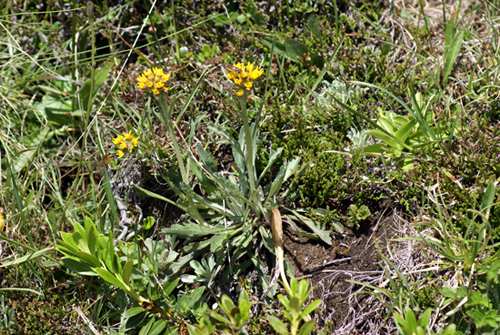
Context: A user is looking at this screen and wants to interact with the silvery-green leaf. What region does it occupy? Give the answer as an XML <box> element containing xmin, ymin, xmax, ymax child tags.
<box><xmin>289</xmin><ymin>210</ymin><xmax>332</xmax><ymax>245</ymax></box>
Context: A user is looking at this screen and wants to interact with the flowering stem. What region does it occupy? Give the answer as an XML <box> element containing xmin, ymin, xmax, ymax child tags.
<box><xmin>158</xmin><ymin>96</ymin><xmax>188</xmax><ymax>183</ymax></box>
<box><xmin>238</xmin><ymin>94</ymin><xmax>259</xmax><ymax>215</ymax></box>
<box><xmin>158</xmin><ymin>95</ymin><xmax>208</xmax><ymax>227</ymax></box>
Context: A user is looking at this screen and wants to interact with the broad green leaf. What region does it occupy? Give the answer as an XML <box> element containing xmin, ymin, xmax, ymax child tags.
<box><xmin>73</xmin><ymin>231</ymin><xmax>89</xmax><ymax>254</ymax></box>
<box><xmin>84</xmin><ymin>217</ymin><xmax>98</xmax><ymax>256</ymax></box>
<box><xmin>76</xmin><ymin>251</ymin><xmax>101</xmax><ymax>268</ymax></box>
<box><xmin>164</xmin><ymin>326</ymin><xmax>179</xmax><ymax>335</ymax></box>
<box><xmin>297</xmin><ymin>320</ymin><xmax>315</xmax><ymax>335</ymax></box>
<box><xmin>393</xmin><ymin>313</ymin><xmax>407</xmax><ymax>328</ymax></box>
<box><xmin>125</xmin><ymin>310</ymin><xmax>147</xmax><ymax>330</ymax></box>
<box><xmin>405</xmin><ymin>308</ymin><xmax>417</xmax><ymax>331</ymax></box>
<box><xmin>480</xmin><ymin>179</ymin><xmax>496</xmax><ymax>221</ymax></box>
<box><xmin>289</xmin><ymin>296</ymin><xmax>302</xmax><ymax>319</ymax></box>
<box><xmin>201</xmin><ymin>44</ymin><xmax>212</xmax><ymax>56</ymax></box>
<box><xmin>184</xmin><ymin>239</ymin><xmax>211</xmax><ymax>253</ymax></box>
<box><xmin>306</xmin><ymin>14</ymin><xmax>320</xmax><ymax>37</ymax></box>
<box><xmin>248</xmin><ymin>6</ymin><xmax>266</xmax><ymax>25</ymax></box>
<box><xmin>395</xmin><ymin>119</ymin><xmax>417</xmax><ymax>143</ymax></box>
<box><xmin>443</xmin><ymin>30</ymin><xmax>464</xmax><ymax>84</ymax></box>
<box><xmin>267</xmin><ymin>315</ymin><xmax>288</xmax><ymax>334</ymax></box>
<box><xmin>139</xmin><ymin>317</ymin><xmax>154</xmax><ymax>335</ymax></box>
<box><xmin>418</xmin><ymin>308</ymin><xmax>433</xmax><ymax>328</ymax></box>
<box><xmin>284</xmin><ymin>157</ymin><xmax>301</xmax><ymax>181</ymax></box>
<box><xmin>238</xmin><ymin>289</ymin><xmax>249</xmax><ymax>306</ymax></box>
<box><xmin>56</xmin><ymin>236</ymin><xmax>79</xmax><ymax>253</ymax></box>
<box><xmin>100</xmin><ymin>237</ymin><xmax>117</xmax><ymax>274</ymax></box>
<box><xmin>80</xmin><ymin>64</ymin><xmax>112</xmax><ymax>112</ymax></box>
<box><xmin>444</xmin><ymin>18</ymin><xmax>455</xmax><ymax>56</ymax></box>
<box><xmin>284</xmin><ymin>38</ymin><xmax>324</xmax><ymax>68</ymax></box>
<box><xmin>148</xmin><ymin>319</ymin><xmax>167</xmax><ymax>335</ymax></box>
<box><xmin>73</xmin><ymin>221</ymin><xmax>87</xmax><ymax>243</ymax></box>
<box><xmin>123</xmin><ymin>307</ymin><xmax>145</xmax><ymax>318</ymax></box>
<box><xmin>262</xmin><ymin>38</ymin><xmax>286</xmax><ymax>55</ymax></box>
<box><xmin>236</xmin><ymin>13</ymin><xmax>250</xmax><ymax>24</ymax></box>
<box><xmin>220</xmin><ymin>294</ymin><xmax>236</xmax><ymax>315</ymax></box>
<box><xmin>61</xmin><ymin>257</ymin><xmax>97</xmax><ymax>276</ymax></box>
<box><xmin>300</xmin><ymin>299</ymin><xmax>321</xmax><ymax>319</ymax></box>
<box><xmin>38</xmin><ymin>94</ymin><xmax>75</xmax><ymax>125</ymax></box>
<box><xmin>466</xmin><ymin>309</ymin><xmax>500</xmax><ymax>328</ymax></box>
<box><xmin>94</xmin><ymin>267</ymin><xmax>130</xmax><ymax>292</ymax></box>
<box><xmin>442</xmin><ymin>324</ymin><xmax>456</xmax><ymax>335</ymax></box>
<box><xmin>11</xmin><ymin>128</ymin><xmax>49</xmax><ymax>173</ymax></box>
<box><xmin>285</xmin><ymin>38</ymin><xmax>309</xmax><ymax>61</ymax></box>
<box><xmin>166</xmin><ymin>252</ymin><xmax>194</xmax><ymax>276</ymax></box>
<box><xmin>122</xmin><ymin>259</ymin><xmax>134</xmax><ymax>285</ymax></box>
<box><xmin>142</xmin><ymin>216</ymin><xmax>155</xmax><ymax>230</ymax></box>
<box><xmin>365</xmin><ymin>129</ymin><xmax>408</xmax><ymax>151</ymax></box>
<box><xmin>162</xmin><ymin>278</ymin><xmax>179</xmax><ymax>296</ymax></box>
<box><xmin>266</xmin><ymin>164</ymin><xmax>286</xmax><ymax>200</ymax></box>
<box><xmin>24</xmin><ymin>126</ymin><xmax>49</xmax><ymax>148</ymax></box>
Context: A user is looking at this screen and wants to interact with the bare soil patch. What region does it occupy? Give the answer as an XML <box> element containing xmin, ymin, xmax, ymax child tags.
<box><xmin>283</xmin><ymin>212</ymin><xmax>399</xmax><ymax>334</ymax></box>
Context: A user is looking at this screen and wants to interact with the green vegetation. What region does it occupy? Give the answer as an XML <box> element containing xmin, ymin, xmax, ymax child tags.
<box><xmin>1</xmin><ymin>0</ymin><xmax>499</xmax><ymax>334</ymax></box>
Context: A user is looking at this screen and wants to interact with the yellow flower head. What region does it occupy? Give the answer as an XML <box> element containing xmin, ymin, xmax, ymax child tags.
<box><xmin>112</xmin><ymin>135</ymin><xmax>124</xmax><ymax>146</ymax></box>
<box><xmin>137</xmin><ymin>67</ymin><xmax>171</xmax><ymax>95</ymax></box>
<box><xmin>113</xmin><ymin>130</ymin><xmax>139</xmax><ymax>158</ymax></box>
<box><xmin>226</xmin><ymin>62</ymin><xmax>264</xmax><ymax>97</ymax></box>
<box><xmin>0</xmin><ymin>213</ymin><xmax>3</xmax><ymax>230</ymax></box>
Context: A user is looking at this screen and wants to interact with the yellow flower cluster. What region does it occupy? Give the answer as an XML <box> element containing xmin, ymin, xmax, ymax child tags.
<box><xmin>226</xmin><ymin>62</ymin><xmax>264</xmax><ymax>97</ymax></box>
<box><xmin>113</xmin><ymin>131</ymin><xmax>139</xmax><ymax>158</ymax></box>
<box><xmin>136</xmin><ymin>67</ymin><xmax>171</xmax><ymax>95</ymax></box>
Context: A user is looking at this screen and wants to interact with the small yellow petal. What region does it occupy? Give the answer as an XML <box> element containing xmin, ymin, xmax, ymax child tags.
<box><xmin>113</xmin><ymin>136</ymin><xmax>124</xmax><ymax>145</ymax></box>
<box><xmin>236</xmin><ymin>88</ymin><xmax>244</xmax><ymax>97</ymax></box>
<box><xmin>243</xmin><ymin>81</ymin><xmax>253</xmax><ymax>90</ymax></box>
<box><xmin>123</xmin><ymin>131</ymin><xmax>133</xmax><ymax>140</ymax></box>
<box><xmin>132</xmin><ymin>136</ymin><xmax>139</xmax><ymax>147</ymax></box>
<box><xmin>116</xmin><ymin>150</ymin><xmax>125</xmax><ymax>158</ymax></box>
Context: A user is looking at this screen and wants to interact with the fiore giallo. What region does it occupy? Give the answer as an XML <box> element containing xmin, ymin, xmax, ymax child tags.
<box><xmin>113</xmin><ymin>130</ymin><xmax>139</xmax><ymax>158</ymax></box>
<box><xmin>226</xmin><ymin>62</ymin><xmax>264</xmax><ymax>97</ymax></box>
<box><xmin>137</xmin><ymin>67</ymin><xmax>171</xmax><ymax>95</ymax></box>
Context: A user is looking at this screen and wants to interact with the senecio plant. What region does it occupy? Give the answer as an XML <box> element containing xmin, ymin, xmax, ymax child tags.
<box><xmin>57</xmin><ymin>61</ymin><xmax>329</xmax><ymax>333</ymax></box>
<box><xmin>131</xmin><ymin>61</ymin><xmax>332</xmax><ymax>299</ymax></box>
<box><xmin>133</xmin><ymin>61</ymin><xmax>320</xmax><ymax>294</ymax></box>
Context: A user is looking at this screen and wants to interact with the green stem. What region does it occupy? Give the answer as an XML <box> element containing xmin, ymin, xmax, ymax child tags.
<box><xmin>238</xmin><ymin>95</ymin><xmax>257</xmax><ymax>203</ymax></box>
<box><xmin>158</xmin><ymin>94</ymin><xmax>208</xmax><ymax>227</ymax></box>
<box><xmin>158</xmin><ymin>96</ymin><xmax>188</xmax><ymax>183</ymax></box>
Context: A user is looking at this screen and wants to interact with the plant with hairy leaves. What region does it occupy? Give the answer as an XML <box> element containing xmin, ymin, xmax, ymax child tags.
<box><xmin>132</xmin><ymin>63</ymin><xmax>332</xmax><ymax>297</ymax></box>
